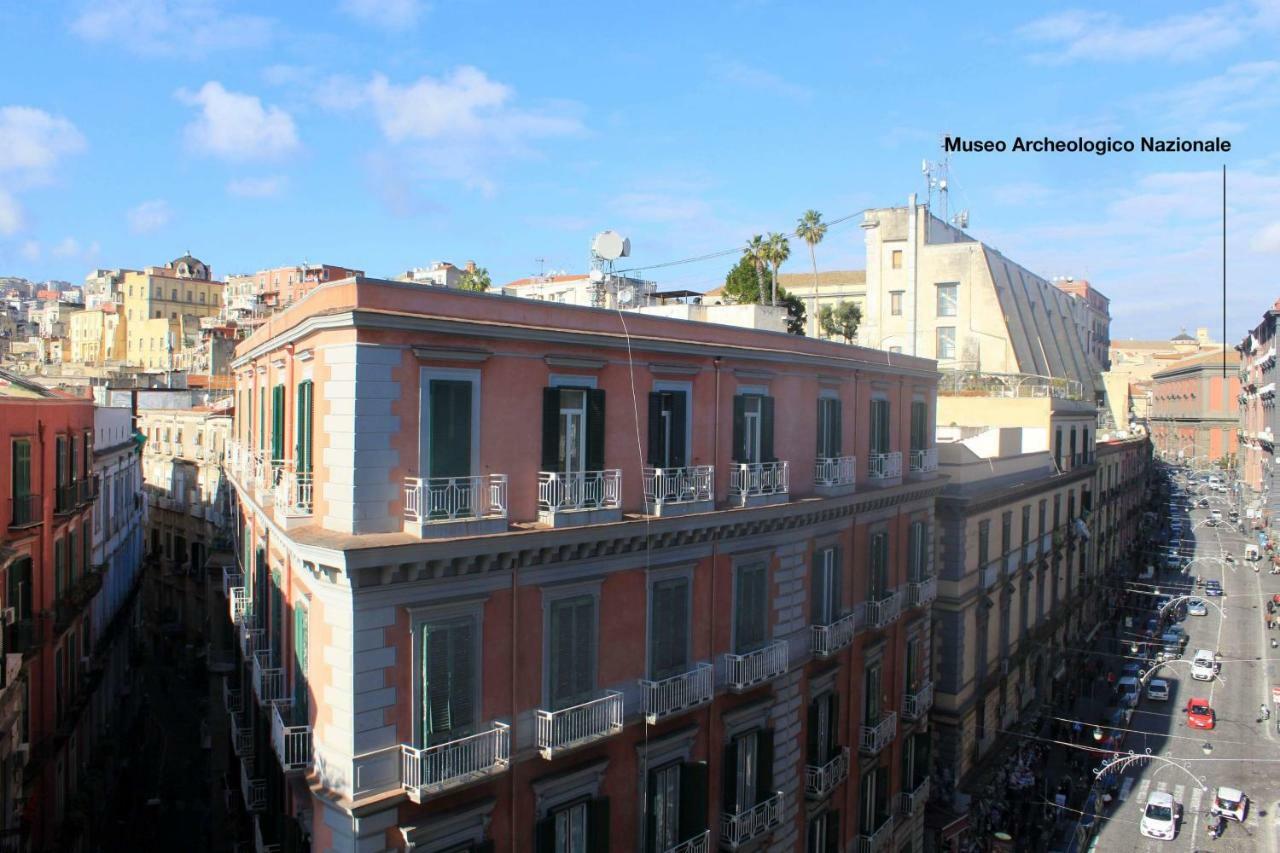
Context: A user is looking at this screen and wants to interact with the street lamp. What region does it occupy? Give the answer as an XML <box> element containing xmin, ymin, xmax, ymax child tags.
<box><xmin>1093</xmin><ymin>726</ymin><xmax>1104</xmax><ymax>742</ymax></box>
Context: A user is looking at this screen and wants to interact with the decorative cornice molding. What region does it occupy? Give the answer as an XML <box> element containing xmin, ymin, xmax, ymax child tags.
<box><xmin>413</xmin><ymin>345</ymin><xmax>491</xmax><ymax>363</ymax></box>
<box><xmin>544</xmin><ymin>354</ymin><xmax>606</xmax><ymax>370</ymax></box>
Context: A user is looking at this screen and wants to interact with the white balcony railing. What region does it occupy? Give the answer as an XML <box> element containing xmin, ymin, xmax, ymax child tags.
<box><xmin>229</xmin><ymin>707</ymin><xmax>252</xmax><ymax>757</ymax></box>
<box><xmin>401</xmin><ymin>722</ymin><xmax>511</xmax><ymax>798</ymax></box>
<box><xmin>270</xmin><ymin>701</ymin><xmax>313</xmax><ymax>772</ymax></box>
<box><xmin>239</xmin><ymin>759</ymin><xmax>267</xmax><ymax>813</ymax></box>
<box><xmin>229</xmin><ymin>587</ymin><xmax>249</xmax><ymax>625</ymax></box>
<box><xmin>536</xmin><ymin>692</ymin><xmax>623</xmax><ymax>759</ymax></box>
<box><xmin>902</xmin><ymin>681</ymin><xmax>934</xmax><ymax>720</ymax></box>
<box><xmin>859</xmin><ymin>712</ymin><xmax>897</xmax><ymax>755</ymax></box>
<box><xmin>728</xmin><ymin>461</ymin><xmax>789</xmax><ymax>503</ymax></box>
<box><xmin>223</xmin><ymin>678</ymin><xmax>243</xmax><ymax>715</ymax></box>
<box><xmin>537</xmin><ymin>470</ymin><xmax>622</xmax><ymax>514</ymax></box>
<box><xmin>811</xmin><ymin>609</ymin><xmax>862</xmax><ymax>658</ymax></box>
<box><xmin>804</xmin><ymin>747</ymin><xmax>850</xmax><ymax>799</ymax></box>
<box><xmin>640</xmin><ymin>663</ymin><xmax>714</xmax><ymax>723</ymax></box>
<box><xmin>897</xmin><ymin>777</ymin><xmax>931</xmax><ymax>817</ymax></box>
<box><xmin>720</xmin><ymin>791</ymin><xmax>784</xmax><ymax>849</ymax></box>
<box><xmin>868</xmin><ymin>452</ymin><xmax>902</xmax><ymax>480</ymax></box>
<box><xmin>642</xmin><ymin>466</ymin><xmax>714</xmax><ymax>508</ymax></box>
<box><xmin>907</xmin><ymin>576</ymin><xmax>937</xmax><ymax>608</ymax></box>
<box><xmin>908</xmin><ymin>447</ymin><xmax>938</xmax><ymax>473</ymax></box>
<box><xmin>813</xmin><ymin>455</ymin><xmax>856</xmax><ymax>487</ymax></box>
<box><xmin>855</xmin><ymin>818</ymin><xmax>895</xmax><ymax>853</ymax></box>
<box><xmin>274</xmin><ymin>468</ymin><xmax>314</xmax><ymax>515</ymax></box>
<box><xmin>723</xmin><ymin>641</ymin><xmax>789</xmax><ymax>692</ymax></box>
<box><xmin>239</xmin><ymin>626</ymin><xmax>264</xmax><ymax>660</ymax></box>
<box><xmin>662</xmin><ymin>830</ymin><xmax>710</xmax><ymax>853</ymax></box>
<box><xmin>979</xmin><ymin>561</ymin><xmax>1000</xmax><ymax>589</ymax></box>
<box><xmin>221</xmin><ymin>566</ymin><xmax>243</xmax><ymax>598</ymax></box>
<box><xmin>404</xmin><ymin>474</ymin><xmax>508</xmax><ymax>524</ymax></box>
<box><xmin>864</xmin><ymin>589</ymin><xmax>903</xmax><ymax>630</ymax></box>
<box><xmin>251</xmin><ymin>649</ymin><xmax>286</xmax><ymax>705</ymax></box>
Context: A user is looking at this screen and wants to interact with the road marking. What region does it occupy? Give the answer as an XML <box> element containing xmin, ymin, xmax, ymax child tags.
<box><xmin>1173</xmin><ymin>783</ymin><xmax>1186</xmax><ymax>804</ymax></box>
<box><xmin>1136</xmin><ymin>778</ymin><xmax>1151</xmax><ymax>803</ymax></box>
<box><xmin>1120</xmin><ymin>777</ymin><xmax>1134</xmax><ymax>801</ymax></box>
<box><xmin>1157</xmin><ymin>780</ymin><xmax>1169</xmax><ymax>793</ymax></box>
<box><xmin>1189</xmin><ymin>787</ymin><xmax>1202</xmax><ymax>811</ymax></box>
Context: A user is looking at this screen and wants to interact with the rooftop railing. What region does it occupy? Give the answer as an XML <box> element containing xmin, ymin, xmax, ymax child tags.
<box><xmin>938</xmin><ymin>369</ymin><xmax>1086</xmax><ymax>401</ymax></box>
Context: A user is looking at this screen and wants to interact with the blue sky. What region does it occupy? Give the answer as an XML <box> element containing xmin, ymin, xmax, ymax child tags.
<box><xmin>2</xmin><ymin>0</ymin><xmax>1279</xmax><ymax>339</ymax></box>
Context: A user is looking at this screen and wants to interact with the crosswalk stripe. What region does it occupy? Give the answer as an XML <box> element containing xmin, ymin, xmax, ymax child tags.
<box><xmin>1157</xmin><ymin>781</ymin><xmax>1169</xmax><ymax>793</ymax></box>
<box><xmin>1190</xmin><ymin>788</ymin><xmax>1203</xmax><ymax>811</ymax></box>
<box><xmin>1173</xmin><ymin>784</ymin><xmax>1186</xmax><ymax>804</ymax></box>
<box><xmin>1120</xmin><ymin>777</ymin><xmax>1135</xmax><ymax>801</ymax></box>
<box><xmin>1136</xmin><ymin>779</ymin><xmax>1151</xmax><ymax>802</ymax></box>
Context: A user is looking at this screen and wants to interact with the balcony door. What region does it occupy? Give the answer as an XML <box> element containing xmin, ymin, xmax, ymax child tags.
<box><xmin>808</xmin><ymin>692</ymin><xmax>838</xmax><ymax>766</ymax></box>
<box><xmin>910</xmin><ymin>400</ymin><xmax>927</xmax><ymax>452</ymax></box>
<box><xmin>647</xmin><ymin>390</ymin><xmax>688</xmax><ymax>469</ymax></box>
<box><xmin>426</xmin><ymin>379</ymin><xmax>473</xmax><ymax>481</ymax></box>
<box><xmin>869</xmin><ymin>399</ymin><xmax>891</xmax><ymax>455</ymax></box>
<box><xmin>816</xmin><ymin>397</ymin><xmax>841</xmax><ymax>459</ymax></box>
<box><xmin>421</xmin><ymin>616</ymin><xmax>476</xmax><ymax>747</ymax></box>
<box><xmin>541</xmin><ymin>386</ymin><xmax>606</xmax><ymax>482</ymax></box>
<box><xmin>724</xmin><ymin>729</ymin><xmax>773</xmax><ymax>815</ymax></box>
<box><xmin>863</xmin><ymin>662</ymin><xmax>882</xmax><ymax>727</ymax></box>
<box><xmin>648</xmin><ymin>577</ymin><xmax>690</xmax><ymax>680</ymax></box>
<box><xmin>868</xmin><ymin>532</ymin><xmax>888</xmax><ymax>602</ymax></box>
<box><xmin>811</xmin><ymin>547</ymin><xmax>841</xmax><ymax>626</ymax></box>
<box><xmin>732</xmin><ymin>394</ymin><xmax>774</xmax><ymax>465</ymax></box>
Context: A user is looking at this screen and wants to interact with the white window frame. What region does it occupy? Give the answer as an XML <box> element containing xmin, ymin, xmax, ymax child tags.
<box><xmin>652</xmin><ymin>380</ymin><xmax>693</xmax><ymax>469</ymax></box>
<box><xmin>936</xmin><ymin>282</ymin><xmax>959</xmax><ymax>317</ymax></box>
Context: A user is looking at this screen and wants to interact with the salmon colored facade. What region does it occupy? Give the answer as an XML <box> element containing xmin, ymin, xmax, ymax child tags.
<box><xmin>1149</xmin><ymin>349</ymin><xmax>1240</xmax><ymax>466</ymax></box>
<box><xmin>220</xmin><ymin>278</ymin><xmax>942</xmax><ymax>852</ymax></box>
<box><xmin>1237</xmin><ymin>306</ymin><xmax>1279</xmax><ymax>530</ymax></box>
<box><xmin>0</xmin><ymin>373</ymin><xmax>98</xmax><ymax>851</ymax></box>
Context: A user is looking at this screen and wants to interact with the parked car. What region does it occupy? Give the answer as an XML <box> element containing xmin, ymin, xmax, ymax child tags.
<box><xmin>1185</xmin><ymin>697</ymin><xmax>1216</xmax><ymax>729</ymax></box>
<box><xmin>1198</xmin><ymin>498</ymin><xmax>1210</xmax><ymax>507</ymax></box>
<box><xmin>1211</xmin><ymin>786</ymin><xmax>1248</xmax><ymax>822</ymax></box>
<box><xmin>1211</xmin><ymin>510</ymin><xmax>1223</xmax><ymax>523</ymax></box>
<box><xmin>1187</xmin><ymin>598</ymin><xmax>1207</xmax><ymax>616</ymax></box>
<box><xmin>1140</xmin><ymin>790</ymin><xmax>1179</xmax><ymax>840</ymax></box>
<box><xmin>1147</xmin><ymin>678</ymin><xmax>1170</xmax><ymax>701</ymax></box>
<box><xmin>1118</xmin><ymin>676</ymin><xmax>1142</xmax><ymax>707</ymax></box>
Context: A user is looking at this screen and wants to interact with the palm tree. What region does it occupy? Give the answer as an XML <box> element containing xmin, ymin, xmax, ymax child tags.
<box><xmin>795</xmin><ymin>210</ymin><xmax>827</xmax><ymax>337</ymax></box>
<box><xmin>743</xmin><ymin>235</ymin><xmax>769</xmax><ymax>304</ymax></box>
<box><xmin>765</xmin><ymin>232</ymin><xmax>790</xmax><ymax>307</ymax></box>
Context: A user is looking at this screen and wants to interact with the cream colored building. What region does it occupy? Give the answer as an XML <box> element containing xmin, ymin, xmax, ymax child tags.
<box><xmin>121</xmin><ymin>254</ymin><xmax>223</xmax><ymax>367</ymax></box>
<box><xmin>776</xmin><ymin>270</ymin><xmax>867</xmax><ymax>340</ymax></box>
<box><xmin>68</xmin><ymin>307</ymin><xmax>126</xmax><ymax>364</ymax></box>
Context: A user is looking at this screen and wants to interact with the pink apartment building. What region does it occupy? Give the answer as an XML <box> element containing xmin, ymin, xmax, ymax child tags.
<box><xmin>1149</xmin><ymin>349</ymin><xmax>1240</xmax><ymax>465</ymax></box>
<box><xmin>221</xmin><ymin>277</ymin><xmax>943</xmax><ymax>853</ymax></box>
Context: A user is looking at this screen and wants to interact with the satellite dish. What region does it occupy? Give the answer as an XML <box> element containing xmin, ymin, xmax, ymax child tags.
<box><xmin>591</xmin><ymin>231</ymin><xmax>630</xmax><ymax>262</ymax></box>
<box><xmin>616</xmin><ymin>284</ymin><xmax>636</xmax><ymax>306</ymax></box>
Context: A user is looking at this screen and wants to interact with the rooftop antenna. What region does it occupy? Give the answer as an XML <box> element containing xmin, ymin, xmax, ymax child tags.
<box><xmin>589</xmin><ymin>231</ymin><xmax>631</xmax><ymax>309</ymax></box>
<box><xmin>923</xmin><ymin>137</ymin><xmax>969</xmax><ymax>229</ymax></box>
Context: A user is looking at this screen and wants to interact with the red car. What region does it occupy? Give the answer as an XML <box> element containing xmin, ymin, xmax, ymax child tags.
<box><xmin>1186</xmin><ymin>697</ymin><xmax>1216</xmax><ymax>730</ymax></box>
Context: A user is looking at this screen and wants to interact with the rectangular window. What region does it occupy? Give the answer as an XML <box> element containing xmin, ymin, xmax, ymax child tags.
<box><xmin>293</xmin><ymin>602</ymin><xmax>309</xmax><ymax>718</ymax></box>
<box><xmin>816</xmin><ymin>397</ymin><xmax>841</xmax><ymax>459</ymax></box>
<box><xmin>724</xmin><ymin>728</ymin><xmax>773</xmax><ymax>815</ymax></box>
<box><xmin>295</xmin><ymin>380</ymin><xmax>314</xmax><ymax>473</ymax></box>
<box><xmin>422</xmin><ymin>616</ymin><xmax>475</xmax><ymax>745</ymax></box>
<box><xmin>258</xmin><ymin>388</ymin><xmax>265</xmax><ymax>451</ymax></box>
<box><xmin>810</xmin><ymin>547</ymin><xmax>841</xmax><ymax>626</ymax></box>
<box><xmin>807</xmin><ymin>810</ymin><xmax>839</xmax><ymax>853</ymax></box>
<box><xmin>868</xmin><ymin>532</ymin><xmax>888</xmax><ymax>600</ymax></box>
<box><xmin>552</xmin><ymin>800</ymin><xmax>588</xmax><ymax>853</ymax></box>
<box><xmin>908</xmin><ymin>521</ymin><xmax>926</xmax><ymax>581</ymax></box>
<box><xmin>649</xmin><ymin>577</ymin><xmax>689</xmax><ymax>680</ymax></box>
<box><xmin>909</xmin><ymin>401</ymin><xmax>927</xmax><ymax>452</ymax></box>
<box><xmin>1038</xmin><ymin>500</ymin><xmax>1047</xmax><ymax>537</ymax></box>
<box><xmin>427</xmin><ymin>378</ymin><xmax>473</xmax><ymax>480</ymax></box>
<box><xmin>1021</xmin><ymin>505</ymin><xmax>1031</xmax><ymax>545</ymax></box>
<box><xmin>808</xmin><ymin>692</ymin><xmax>839</xmax><ymax>766</ymax></box>
<box><xmin>734</xmin><ymin>563</ymin><xmax>768</xmax><ymax>654</ymax></box>
<box><xmin>650</xmin><ymin>763</ymin><xmax>681</xmax><ymax>852</ymax></box>
<box><xmin>1001</xmin><ymin>511</ymin><xmax>1012</xmax><ymax>554</ymax></box>
<box><xmin>863</xmin><ymin>662</ymin><xmax>882</xmax><ymax>725</ymax></box>
<box><xmin>541</xmin><ymin>387</ymin><xmax>606</xmax><ymax>475</ymax></box>
<box><xmin>905</xmin><ymin>636</ymin><xmax>921</xmax><ymax>693</ymax></box>
<box><xmin>869</xmin><ymin>399</ymin><xmax>890</xmax><ymax>455</ymax></box>
<box><xmin>271</xmin><ymin>384</ymin><xmax>285</xmax><ymax>463</ymax></box>
<box><xmin>54</xmin><ymin>538</ymin><xmax>66</xmax><ymax>600</ymax></box>
<box><xmin>890</xmin><ymin>291</ymin><xmax>903</xmax><ymax>315</ymax></box>
<box><xmin>891</xmin><ymin>250</ymin><xmax>902</xmax><ymax>269</ymax></box>
<box><xmin>548</xmin><ymin>595</ymin><xmax>596</xmax><ymax>710</ymax></box>
<box><xmin>936</xmin><ymin>326</ymin><xmax>956</xmax><ymax>360</ymax></box>
<box><xmin>731</xmin><ymin>394</ymin><xmax>774</xmax><ymax>465</ymax></box>
<box><xmin>978</xmin><ymin>520</ymin><xmax>990</xmax><ymax>567</ymax></box>
<box><xmin>11</xmin><ymin>439</ymin><xmax>31</xmax><ymax>524</ymax></box>
<box><xmin>647</xmin><ymin>390</ymin><xmax>688</xmax><ymax>469</ymax></box>
<box><xmin>936</xmin><ymin>283</ymin><xmax>958</xmax><ymax>317</ymax></box>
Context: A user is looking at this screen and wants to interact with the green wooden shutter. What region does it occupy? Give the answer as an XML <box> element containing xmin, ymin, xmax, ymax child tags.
<box><xmin>647</xmin><ymin>392</ymin><xmax>664</xmax><ymax>466</ymax></box>
<box><xmin>678</xmin><ymin>762</ymin><xmax>708</xmax><ymax>838</ymax></box>
<box><xmin>760</xmin><ymin>396</ymin><xmax>775</xmax><ymax>462</ymax></box>
<box><xmin>258</xmin><ymin>389</ymin><xmax>265</xmax><ymax>451</ymax></box>
<box><xmin>831</xmin><ymin>398</ymin><xmax>842</xmax><ymax>457</ymax></box>
<box><xmin>293</xmin><ymin>603</ymin><xmax>309</xmax><ymax>718</ymax></box>
<box><xmin>756</xmin><ymin>729</ymin><xmax>774</xmax><ymax>803</ymax></box>
<box><xmin>271</xmin><ymin>384</ymin><xmax>285</xmax><ymax>462</ymax></box>
<box><xmin>588</xmin><ymin>798</ymin><xmax>611</xmax><ymax>853</ymax></box>
<box><xmin>550</xmin><ymin>597</ymin><xmax>594</xmax><ymax>709</ymax></box>
<box><xmin>585</xmin><ymin>389</ymin><xmax>606</xmax><ymax>472</ymax></box>
<box><xmin>423</xmin><ymin>620</ymin><xmax>475</xmax><ymax>744</ymax></box>
<box><xmin>12</xmin><ymin>440</ymin><xmax>30</xmax><ymax>496</ymax></box>
<box><xmin>669</xmin><ymin>391</ymin><xmax>687</xmax><ymax>468</ymax></box>
<box><xmin>731</xmin><ymin>396</ymin><xmax>746</xmax><ymax>463</ymax></box>
<box><xmin>295</xmin><ymin>381</ymin><xmax>314</xmax><ymax>473</ymax></box>
<box><xmin>541</xmin><ymin>388</ymin><xmax>560</xmax><ymax>472</ymax></box>
<box><xmin>650</xmin><ymin>578</ymin><xmax>688</xmax><ymax>679</ymax></box>
<box><xmin>428</xmin><ymin>380</ymin><xmax>472</xmax><ymax>480</ymax></box>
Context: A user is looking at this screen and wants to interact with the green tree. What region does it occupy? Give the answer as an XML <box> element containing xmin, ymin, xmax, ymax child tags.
<box><xmin>722</xmin><ymin>255</ymin><xmax>763</xmax><ymax>304</ymax></box>
<box><xmin>818</xmin><ymin>300</ymin><xmax>862</xmax><ymax>343</ymax></box>
<box><xmin>779</xmin><ymin>289</ymin><xmax>806</xmax><ymax>335</ymax></box>
<box><xmin>795</xmin><ymin>210</ymin><xmax>827</xmax><ymax>336</ymax></box>
<box><xmin>458</xmin><ymin>266</ymin><xmax>491</xmax><ymax>292</ymax></box>
<box><xmin>764</xmin><ymin>232</ymin><xmax>790</xmax><ymax>306</ymax></box>
<box><xmin>743</xmin><ymin>235</ymin><xmax>769</xmax><ymax>304</ymax></box>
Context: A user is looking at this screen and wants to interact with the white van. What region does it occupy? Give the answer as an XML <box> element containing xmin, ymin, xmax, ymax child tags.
<box><xmin>1191</xmin><ymin>649</ymin><xmax>1216</xmax><ymax>681</ymax></box>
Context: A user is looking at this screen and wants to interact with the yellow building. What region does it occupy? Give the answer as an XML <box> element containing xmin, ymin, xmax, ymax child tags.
<box><xmin>68</xmin><ymin>307</ymin><xmax>126</xmax><ymax>364</ymax></box>
<box><xmin>121</xmin><ymin>254</ymin><xmax>223</xmax><ymax>368</ymax></box>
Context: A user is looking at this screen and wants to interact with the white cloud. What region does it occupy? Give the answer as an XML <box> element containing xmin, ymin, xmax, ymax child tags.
<box><xmin>71</xmin><ymin>0</ymin><xmax>273</xmax><ymax>57</ymax></box>
<box><xmin>339</xmin><ymin>0</ymin><xmax>426</xmax><ymax>30</ymax></box>
<box><xmin>1252</xmin><ymin>221</ymin><xmax>1280</xmax><ymax>253</ymax></box>
<box><xmin>1159</xmin><ymin>61</ymin><xmax>1280</xmax><ymax>131</ymax></box>
<box><xmin>128</xmin><ymin>199</ymin><xmax>173</xmax><ymax>234</ymax></box>
<box><xmin>51</xmin><ymin>237</ymin><xmax>81</xmax><ymax>258</ymax></box>
<box><xmin>0</xmin><ymin>106</ymin><xmax>86</xmax><ymax>236</ymax></box>
<box><xmin>176</xmin><ymin>82</ymin><xmax>299</xmax><ymax>161</ymax></box>
<box><xmin>1018</xmin><ymin>5</ymin><xmax>1249</xmax><ymax>62</ymax></box>
<box><xmin>19</xmin><ymin>241</ymin><xmax>40</xmax><ymax>262</ymax></box>
<box><xmin>709</xmin><ymin>58</ymin><xmax>812</xmax><ymax>101</ymax></box>
<box><xmin>227</xmin><ymin>175</ymin><xmax>287</xmax><ymax>197</ymax></box>
<box><xmin>0</xmin><ymin>190</ymin><xmax>21</xmax><ymax>236</ymax></box>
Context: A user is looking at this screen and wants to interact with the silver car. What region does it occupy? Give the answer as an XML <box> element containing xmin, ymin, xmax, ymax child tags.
<box><xmin>1186</xmin><ymin>599</ymin><xmax>1207</xmax><ymax>616</ymax></box>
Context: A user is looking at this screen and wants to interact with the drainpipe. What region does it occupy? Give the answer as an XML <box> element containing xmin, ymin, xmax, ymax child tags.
<box><xmin>510</xmin><ymin>556</ymin><xmax>519</xmax><ymax>853</ymax></box>
<box><xmin>714</xmin><ymin>358</ymin><xmax>722</xmax><ymax>499</ymax></box>
<box><xmin>907</xmin><ymin>194</ymin><xmax>918</xmax><ymax>357</ymax></box>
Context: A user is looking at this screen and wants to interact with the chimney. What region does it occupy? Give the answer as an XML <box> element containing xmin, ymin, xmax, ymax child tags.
<box><xmin>466</xmin><ymin>260</ymin><xmax>476</xmax><ymax>274</ymax></box>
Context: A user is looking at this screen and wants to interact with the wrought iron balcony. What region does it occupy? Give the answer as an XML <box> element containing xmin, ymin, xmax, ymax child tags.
<box><xmin>902</xmin><ymin>681</ymin><xmax>934</xmax><ymax>721</ymax></box>
<box><xmin>662</xmin><ymin>830</ymin><xmax>710</xmax><ymax>853</ymax></box>
<box><xmin>804</xmin><ymin>747</ymin><xmax>849</xmax><ymax>799</ymax></box>
<box><xmin>535</xmin><ymin>691</ymin><xmax>623</xmax><ymax>759</ymax></box>
<box><xmin>54</xmin><ymin>483</ymin><xmax>77</xmax><ymax>515</ymax></box>
<box><xmin>221</xmin><ymin>566</ymin><xmax>244</xmax><ymax>599</ymax></box>
<box><xmin>810</xmin><ymin>609</ymin><xmax>862</xmax><ymax>658</ymax></box>
<box><xmin>908</xmin><ymin>447</ymin><xmax>938</xmax><ymax>473</ymax></box>
<box><xmin>897</xmin><ymin>777</ymin><xmax>931</xmax><ymax>817</ymax></box>
<box><xmin>404</xmin><ymin>474</ymin><xmax>508</xmax><ymax>525</ymax></box>
<box><xmin>728</xmin><ymin>461</ymin><xmax>789</xmax><ymax>505</ymax></box>
<box><xmin>273</xmin><ymin>467</ymin><xmax>314</xmax><ymax>516</ymax></box>
<box><xmin>859</xmin><ymin>712</ymin><xmax>897</xmax><ymax>755</ymax></box>
<box><xmin>719</xmin><ymin>791</ymin><xmax>784</xmax><ymax>849</ymax></box>
<box><xmin>642</xmin><ymin>466</ymin><xmax>714</xmax><ymax>512</ymax></box>
<box><xmin>229</xmin><ymin>707</ymin><xmax>253</xmax><ymax>758</ymax></box>
<box><xmin>813</xmin><ymin>455</ymin><xmax>856</xmax><ymax>488</ymax></box>
<box><xmin>401</xmin><ymin>722</ymin><xmax>511</xmax><ymax>800</ymax></box>
<box><xmin>239</xmin><ymin>758</ymin><xmax>266</xmax><ymax>813</ymax></box>
<box><xmin>222</xmin><ymin>677</ymin><xmax>244</xmax><ymax>716</ymax></box>
<box><xmin>723</xmin><ymin>641</ymin><xmax>789</xmax><ymax>692</ymax></box>
<box><xmin>238</xmin><ymin>626</ymin><xmax>264</xmax><ymax>660</ymax></box>
<box><xmin>537</xmin><ymin>470</ymin><xmax>621</xmax><ymax>516</ymax></box>
<box><xmin>906</xmin><ymin>576</ymin><xmax>937</xmax><ymax>608</ymax></box>
<box><xmin>855</xmin><ymin>817</ymin><xmax>895</xmax><ymax>853</ymax></box>
<box><xmin>229</xmin><ymin>587</ymin><xmax>250</xmax><ymax>626</ymax></box>
<box><xmin>640</xmin><ymin>663</ymin><xmax>714</xmax><ymax>724</ymax></box>
<box><xmin>75</xmin><ymin>477</ymin><xmax>96</xmax><ymax>506</ymax></box>
<box><xmin>270</xmin><ymin>700</ymin><xmax>312</xmax><ymax>773</ymax></box>
<box><xmin>251</xmin><ymin>649</ymin><xmax>285</xmax><ymax>705</ymax></box>
<box><xmin>868</xmin><ymin>452</ymin><xmax>902</xmax><ymax>480</ymax></box>
<box><xmin>863</xmin><ymin>589</ymin><xmax>903</xmax><ymax>630</ymax></box>
<box><xmin>7</xmin><ymin>493</ymin><xmax>40</xmax><ymax>529</ymax></box>
<box><xmin>254</xmin><ymin>814</ymin><xmax>281</xmax><ymax>853</ymax></box>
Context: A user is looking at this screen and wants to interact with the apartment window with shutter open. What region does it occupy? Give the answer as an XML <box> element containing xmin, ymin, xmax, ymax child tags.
<box><xmin>421</xmin><ymin>615</ymin><xmax>476</xmax><ymax>746</ymax></box>
<box><xmin>816</xmin><ymin>397</ymin><xmax>841</xmax><ymax>459</ymax></box>
<box><xmin>724</xmin><ymin>728</ymin><xmax>773</xmax><ymax>815</ymax></box>
<box><xmin>868</xmin><ymin>532</ymin><xmax>888</xmax><ymax>601</ymax></box>
<box><xmin>811</xmin><ymin>547</ymin><xmax>841</xmax><ymax>626</ymax></box>
<box><xmin>649</xmin><ymin>577</ymin><xmax>690</xmax><ymax>680</ymax></box>
<box><xmin>647</xmin><ymin>390</ymin><xmax>688</xmax><ymax>469</ymax></box>
<box><xmin>271</xmin><ymin>385</ymin><xmax>285</xmax><ymax>464</ymax></box>
<box><xmin>869</xmin><ymin>400</ymin><xmax>890</xmax><ymax>455</ymax></box>
<box><xmin>863</xmin><ymin>661</ymin><xmax>882</xmax><ymax>725</ymax></box>
<box><xmin>891</xmin><ymin>250</ymin><xmax>902</xmax><ymax>269</ymax></box>
<box><xmin>548</xmin><ymin>595</ymin><xmax>596</xmax><ymax>710</ymax></box>
<box><xmin>733</xmin><ymin>563</ymin><xmax>768</xmax><ymax>655</ymax></box>
<box><xmin>910</xmin><ymin>400</ymin><xmax>927</xmax><ymax>452</ymax></box>
<box><xmin>732</xmin><ymin>394</ymin><xmax>774</xmax><ymax>465</ymax></box>
<box><xmin>650</xmin><ymin>762</ymin><xmax>681</xmax><ymax>852</ymax></box>
<box><xmin>807</xmin><ymin>810</ymin><xmax>839</xmax><ymax>853</ymax></box>
<box><xmin>293</xmin><ymin>601</ymin><xmax>309</xmax><ymax>721</ymax></box>
<box><xmin>908</xmin><ymin>521</ymin><xmax>926</xmax><ymax>581</ymax></box>
<box><xmin>905</xmin><ymin>636</ymin><xmax>921</xmax><ymax>693</ymax></box>
<box><xmin>808</xmin><ymin>692</ymin><xmax>839</xmax><ymax>767</ymax></box>
<box><xmin>542</xmin><ymin>387</ymin><xmax>605</xmax><ymax>475</ymax></box>
<box><xmin>858</xmin><ymin>765</ymin><xmax>889</xmax><ymax>834</ymax></box>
